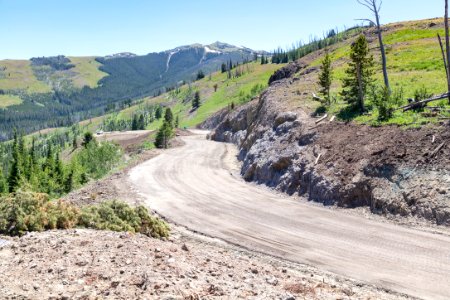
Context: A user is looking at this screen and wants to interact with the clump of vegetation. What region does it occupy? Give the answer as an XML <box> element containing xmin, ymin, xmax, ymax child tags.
<box><xmin>79</xmin><ymin>200</ymin><xmax>169</xmax><ymax>239</ymax></box>
<box><xmin>0</xmin><ymin>190</ymin><xmax>79</xmax><ymax>236</ymax></box>
<box><xmin>0</xmin><ymin>190</ymin><xmax>169</xmax><ymax>238</ymax></box>
<box><xmin>413</xmin><ymin>86</ymin><xmax>433</xmax><ymax>102</ymax></box>
<box><xmin>196</xmin><ymin>70</ymin><xmax>205</xmax><ymax>81</ymax></box>
<box><xmin>75</xmin><ymin>140</ymin><xmax>122</xmax><ymax>180</ymax></box>
<box><xmin>370</xmin><ymin>86</ymin><xmax>403</xmax><ymax>121</ymax></box>
<box><xmin>1</xmin><ymin>130</ymin><xmax>122</xmax><ymax>198</ymax></box>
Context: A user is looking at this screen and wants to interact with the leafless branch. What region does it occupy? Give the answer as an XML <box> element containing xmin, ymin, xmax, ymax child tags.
<box><xmin>355</xmin><ymin>18</ymin><xmax>375</xmax><ymax>24</ymax></box>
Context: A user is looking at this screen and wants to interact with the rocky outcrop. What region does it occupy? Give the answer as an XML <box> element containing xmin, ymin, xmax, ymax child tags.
<box><xmin>268</xmin><ymin>61</ymin><xmax>306</xmax><ymax>84</ymax></box>
<box><xmin>210</xmin><ymin>62</ymin><xmax>450</xmax><ymax>226</ymax></box>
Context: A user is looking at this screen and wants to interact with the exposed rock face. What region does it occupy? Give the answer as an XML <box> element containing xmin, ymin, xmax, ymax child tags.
<box><xmin>268</xmin><ymin>61</ymin><xmax>306</xmax><ymax>85</ymax></box>
<box><xmin>210</xmin><ymin>62</ymin><xmax>450</xmax><ymax>225</ymax></box>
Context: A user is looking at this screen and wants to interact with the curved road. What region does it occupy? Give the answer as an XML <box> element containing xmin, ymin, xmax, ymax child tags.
<box><xmin>129</xmin><ymin>132</ymin><xmax>450</xmax><ymax>300</ymax></box>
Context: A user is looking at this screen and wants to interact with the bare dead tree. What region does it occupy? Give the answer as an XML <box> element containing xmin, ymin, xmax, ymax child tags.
<box><xmin>445</xmin><ymin>0</ymin><xmax>450</xmax><ymax>104</ymax></box>
<box><xmin>356</xmin><ymin>0</ymin><xmax>390</xmax><ymax>92</ymax></box>
<box><xmin>437</xmin><ymin>33</ymin><xmax>448</xmax><ymax>79</ymax></box>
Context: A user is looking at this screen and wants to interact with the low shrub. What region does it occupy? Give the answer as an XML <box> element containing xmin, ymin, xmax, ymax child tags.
<box><xmin>370</xmin><ymin>85</ymin><xmax>404</xmax><ymax>121</ymax></box>
<box><xmin>0</xmin><ymin>191</ymin><xmax>169</xmax><ymax>238</ymax></box>
<box><xmin>0</xmin><ymin>190</ymin><xmax>79</xmax><ymax>236</ymax></box>
<box><xmin>79</xmin><ymin>201</ymin><xmax>169</xmax><ymax>239</ymax></box>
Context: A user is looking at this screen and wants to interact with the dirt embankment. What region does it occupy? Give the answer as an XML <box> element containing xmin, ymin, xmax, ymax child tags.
<box><xmin>0</xmin><ymin>228</ymin><xmax>406</xmax><ymax>300</ymax></box>
<box><xmin>208</xmin><ymin>63</ymin><xmax>450</xmax><ymax>225</ymax></box>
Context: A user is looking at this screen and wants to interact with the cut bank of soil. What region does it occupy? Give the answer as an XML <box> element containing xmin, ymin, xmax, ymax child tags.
<box><xmin>208</xmin><ymin>62</ymin><xmax>450</xmax><ymax>225</ymax></box>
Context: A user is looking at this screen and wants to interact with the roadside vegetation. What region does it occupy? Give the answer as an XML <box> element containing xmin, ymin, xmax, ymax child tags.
<box><xmin>0</xmin><ymin>190</ymin><xmax>169</xmax><ymax>238</ymax></box>
<box><xmin>0</xmin><ymin>127</ymin><xmax>169</xmax><ymax>238</ymax></box>
<box><xmin>307</xmin><ymin>16</ymin><xmax>450</xmax><ymax>126</ymax></box>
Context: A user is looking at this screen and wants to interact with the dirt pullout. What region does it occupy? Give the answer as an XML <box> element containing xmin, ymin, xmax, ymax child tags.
<box><xmin>209</xmin><ymin>63</ymin><xmax>450</xmax><ymax>225</ymax></box>
<box><xmin>96</xmin><ymin>130</ymin><xmax>154</xmax><ymax>153</ymax></box>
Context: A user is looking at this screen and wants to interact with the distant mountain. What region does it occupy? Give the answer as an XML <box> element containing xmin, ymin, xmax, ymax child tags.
<box><xmin>0</xmin><ymin>42</ymin><xmax>262</xmax><ymax>140</ymax></box>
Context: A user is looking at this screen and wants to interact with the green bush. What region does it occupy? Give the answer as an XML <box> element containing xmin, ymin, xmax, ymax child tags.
<box><xmin>79</xmin><ymin>200</ymin><xmax>169</xmax><ymax>238</ymax></box>
<box><xmin>0</xmin><ymin>191</ymin><xmax>169</xmax><ymax>238</ymax></box>
<box><xmin>74</xmin><ymin>141</ymin><xmax>122</xmax><ymax>179</ymax></box>
<box><xmin>370</xmin><ymin>86</ymin><xmax>404</xmax><ymax>121</ymax></box>
<box><xmin>0</xmin><ymin>190</ymin><xmax>79</xmax><ymax>236</ymax></box>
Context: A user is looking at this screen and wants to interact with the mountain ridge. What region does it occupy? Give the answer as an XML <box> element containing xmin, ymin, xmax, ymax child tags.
<box><xmin>0</xmin><ymin>42</ymin><xmax>262</xmax><ymax>140</ymax></box>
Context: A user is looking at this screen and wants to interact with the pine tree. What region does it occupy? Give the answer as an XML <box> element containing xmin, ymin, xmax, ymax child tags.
<box><xmin>0</xmin><ymin>166</ymin><xmax>6</xmax><ymax>194</ymax></box>
<box><xmin>8</xmin><ymin>131</ymin><xmax>23</xmax><ymax>193</ymax></box>
<box><xmin>196</xmin><ymin>70</ymin><xmax>205</xmax><ymax>80</ymax></box>
<box><xmin>131</xmin><ymin>114</ymin><xmax>138</xmax><ymax>130</ymax></box>
<box><xmin>175</xmin><ymin>115</ymin><xmax>179</xmax><ymax>128</ymax></box>
<box><xmin>154</xmin><ymin>121</ymin><xmax>173</xmax><ymax>149</ymax></box>
<box><xmin>72</xmin><ymin>136</ymin><xmax>78</xmax><ymax>150</ymax></box>
<box><xmin>54</xmin><ymin>153</ymin><xmax>64</xmax><ymax>187</ymax></box>
<box><xmin>341</xmin><ymin>35</ymin><xmax>375</xmax><ymax>113</ymax></box>
<box><xmin>155</xmin><ymin>106</ymin><xmax>163</xmax><ymax>119</ymax></box>
<box><xmin>192</xmin><ymin>91</ymin><xmax>201</xmax><ymax>109</ymax></box>
<box><xmin>82</xmin><ymin>132</ymin><xmax>94</xmax><ymax>148</ymax></box>
<box><xmin>164</xmin><ymin>108</ymin><xmax>174</xmax><ymax>126</ymax></box>
<box><xmin>318</xmin><ymin>52</ymin><xmax>333</xmax><ymax>105</ymax></box>
<box><xmin>64</xmin><ymin>168</ymin><xmax>75</xmax><ymax>193</ymax></box>
<box><xmin>221</xmin><ymin>63</ymin><xmax>227</xmax><ymax>73</ymax></box>
<box><xmin>138</xmin><ymin>114</ymin><xmax>145</xmax><ymax>130</ymax></box>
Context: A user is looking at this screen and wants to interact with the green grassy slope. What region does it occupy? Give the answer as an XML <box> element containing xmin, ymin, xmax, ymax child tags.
<box><xmin>68</xmin><ymin>57</ymin><xmax>108</xmax><ymax>88</ymax></box>
<box><xmin>305</xmin><ymin>18</ymin><xmax>450</xmax><ymax>126</ymax></box>
<box><xmin>0</xmin><ymin>57</ymin><xmax>107</xmax><ymax>92</ymax></box>
<box><xmin>0</xmin><ymin>60</ymin><xmax>51</xmax><ymax>93</ymax></box>
<box><xmin>79</xmin><ymin>62</ymin><xmax>281</xmax><ymax>133</ymax></box>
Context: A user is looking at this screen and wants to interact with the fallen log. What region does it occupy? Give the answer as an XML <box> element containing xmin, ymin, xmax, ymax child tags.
<box><xmin>315</xmin><ymin>114</ymin><xmax>328</xmax><ymax>124</ymax></box>
<box><xmin>430</xmin><ymin>142</ymin><xmax>446</xmax><ymax>158</ymax></box>
<box><xmin>329</xmin><ymin>115</ymin><xmax>336</xmax><ymax>122</ymax></box>
<box><xmin>398</xmin><ymin>93</ymin><xmax>449</xmax><ymax>112</ymax></box>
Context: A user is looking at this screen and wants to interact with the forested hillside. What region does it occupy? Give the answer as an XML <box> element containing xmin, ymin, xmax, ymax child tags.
<box><xmin>0</xmin><ymin>43</ymin><xmax>261</xmax><ymax>141</ymax></box>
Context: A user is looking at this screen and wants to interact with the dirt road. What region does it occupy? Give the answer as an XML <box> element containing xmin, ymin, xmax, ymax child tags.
<box><xmin>129</xmin><ymin>131</ymin><xmax>450</xmax><ymax>300</ymax></box>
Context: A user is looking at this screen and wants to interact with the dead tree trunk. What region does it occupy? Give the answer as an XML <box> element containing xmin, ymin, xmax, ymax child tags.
<box><xmin>357</xmin><ymin>0</ymin><xmax>390</xmax><ymax>92</ymax></box>
<box><xmin>357</xmin><ymin>63</ymin><xmax>365</xmax><ymax>113</ymax></box>
<box><xmin>438</xmin><ymin>33</ymin><xmax>449</xmax><ymax>79</ymax></box>
<box><xmin>445</xmin><ymin>0</ymin><xmax>450</xmax><ymax>104</ymax></box>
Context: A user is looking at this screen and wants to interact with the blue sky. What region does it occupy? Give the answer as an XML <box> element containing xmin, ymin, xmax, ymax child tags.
<box><xmin>0</xmin><ymin>0</ymin><xmax>443</xmax><ymax>59</ymax></box>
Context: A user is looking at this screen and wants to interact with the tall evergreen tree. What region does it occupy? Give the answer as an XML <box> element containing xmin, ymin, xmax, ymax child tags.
<box><xmin>155</xmin><ymin>106</ymin><xmax>163</xmax><ymax>119</ymax></box>
<box><xmin>82</xmin><ymin>132</ymin><xmax>94</xmax><ymax>148</ymax></box>
<box><xmin>154</xmin><ymin>120</ymin><xmax>173</xmax><ymax>149</ymax></box>
<box><xmin>341</xmin><ymin>35</ymin><xmax>375</xmax><ymax>113</ymax></box>
<box><xmin>318</xmin><ymin>52</ymin><xmax>333</xmax><ymax>105</ymax></box>
<box><xmin>64</xmin><ymin>168</ymin><xmax>75</xmax><ymax>193</ymax></box>
<box><xmin>138</xmin><ymin>114</ymin><xmax>145</xmax><ymax>130</ymax></box>
<box><xmin>72</xmin><ymin>136</ymin><xmax>78</xmax><ymax>150</ymax></box>
<box><xmin>8</xmin><ymin>131</ymin><xmax>23</xmax><ymax>193</ymax></box>
<box><xmin>131</xmin><ymin>114</ymin><xmax>139</xmax><ymax>131</ymax></box>
<box><xmin>0</xmin><ymin>166</ymin><xmax>6</xmax><ymax>194</ymax></box>
<box><xmin>192</xmin><ymin>91</ymin><xmax>201</xmax><ymax>109</ymax></box>
<box><xmin>164</xmin><ymin>108</ymin><xmax>174</xmax><ymax>126</ymax></box>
